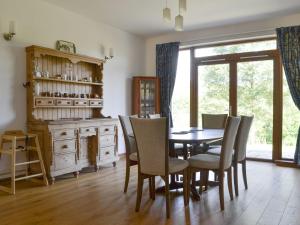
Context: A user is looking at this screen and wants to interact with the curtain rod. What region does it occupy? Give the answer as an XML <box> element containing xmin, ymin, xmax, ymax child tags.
<box><xmin>179</xmin><ymin>28</ymin><xmax>276</xmax><ymax>48</ymax></box>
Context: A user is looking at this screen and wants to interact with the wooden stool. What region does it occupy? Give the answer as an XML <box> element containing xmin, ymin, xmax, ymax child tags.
<box><xmin>0</xmin><ymin>130</ymin><xmax>48</xmax><ymax>194</ymax></box>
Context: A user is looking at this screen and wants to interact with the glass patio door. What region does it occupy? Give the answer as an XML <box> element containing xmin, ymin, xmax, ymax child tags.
<box><xmin>237</xmin><ymin>60</ymin><xmax>274</xmax><ymax>160</ymax></box>
<box><xmin>197</xmin><ymin>63</ymin><xmax>230</xmax><ymax>127</ymax></box>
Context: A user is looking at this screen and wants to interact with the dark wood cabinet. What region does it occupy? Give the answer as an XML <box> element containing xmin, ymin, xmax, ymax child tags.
<box><xmin>132</xmin><ymin>76</ymin><xmax>160</xmax><ymax>117</ymax></box>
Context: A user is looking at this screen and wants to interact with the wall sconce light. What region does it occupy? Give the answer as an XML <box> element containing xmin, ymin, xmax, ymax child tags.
<box><xmin>3</xmin><ymin>21</ymin><xmax>16</xmax><ymax>41</ymax></box>
<box><xmin>104</xmin><ymin>47</ymin><xmax>114</xmax><ymax>61</ymax></box>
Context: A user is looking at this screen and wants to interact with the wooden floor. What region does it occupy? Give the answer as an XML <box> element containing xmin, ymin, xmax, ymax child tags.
<box><xmin>0</xmin><ymin>159</ymin><xmax>300</xmax><ymax>225</ymax></box>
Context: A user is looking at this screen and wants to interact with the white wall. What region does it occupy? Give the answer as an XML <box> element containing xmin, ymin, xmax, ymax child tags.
<box><xmin>0</xmin><ymin>0</ymin><xmax>145</xmax><ymax>173</ymax></box>
<box><xmin>145</xmin><ymin>12</ymin><xmax>300</xmax><ymax>75</ymax></box>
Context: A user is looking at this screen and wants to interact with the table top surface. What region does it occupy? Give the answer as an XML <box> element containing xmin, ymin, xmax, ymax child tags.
<box><xmin>169</xmin><ymin>128</ymin><xmax>224</xmax><ymax>143</ymax></box>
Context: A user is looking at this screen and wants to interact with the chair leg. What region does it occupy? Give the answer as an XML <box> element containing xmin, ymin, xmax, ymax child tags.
<box><xmin>151</xmin><ymin>176</ymin><xmax>155</xmax><ymax>200</ymax></box>
<box><xmin>165</xmin><ymin>175</ymin><xmax>170</xmax><ymax>218</ymax></box>
<box><xmin>187</xmin><ymin>168</ymin><xmax>191</xmax><ymax>205</ymax></box>
<box><xmin>124</xmin><ymin>163</ymin><xmax>130</xmax><ymax>193</ymax></box>
<box><xmin>204</xmin><ymin>170</ymin><xmax>209</xmax><ymax>191</ymax></box>
<box><xmin>148</xmin><ymin>178</ymin><xmax>153</xmax><ymax>199</ymax></box>
<box><xmin>135</xmin><ymin>173</ymin><xmax>144</xmax><ymax>212</ymax></box>
<box><xmin>242</xmin><ymin>160</ymin><xmax>248</xmax><ymax>189</ymax></box>
<box><xmin>183</xmin><ymin>169</ymin><xmax>188</xmax><ymax>206</ymax></box>
<box><xmin>218</xmin><ymin>171</ymin><xmax>224</xmax><ymax>211</ymax></box>
<box><xmin>233</xmin><ymin>163</ymin><xmax>239</xmax><ymax>196</ymax></box>
<box><xmin>227</xmin><ymin>168</ymin><xmax>234</xmax><ymax>201</ymax></box>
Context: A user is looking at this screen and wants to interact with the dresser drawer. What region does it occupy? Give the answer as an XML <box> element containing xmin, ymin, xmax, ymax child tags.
<box><xmin>53</xmin><ymin>129</ymin><xmax>76</xmax><ymax>140</ymax></box>
<box><xmin>79</xmin><ymin>127</ymin><xmax>97</xmax><ymax>136</ymax></box>
<box><xmin>35</xmin><ymin>98</ymin><xmax>54</xmax><ymax>107</ymax></box>
<box><xmin>53</xmin><ymin>139</ymin><xmax>76</xmax><ymax>154</ymax></box>
<box><xmin>74</xmin><ymin>100</ymin><xmax>88</xmax><ymax>106</ymax></box>
<box><xmin>100</xmin><ymin>135</ymin><xmax>115</xmax><ymax>147</ymax></box>
<box><xmin>99</xmin><ymin>125</ymin><xmax>115</xmax><ymax>136</ymax></box>
<box><xmin>56</xmin><ymin>99</ymin><xmax>73</xmax><ymax>106</ymax></box>
<box><xmin>89</xmin><ymin>100</ymin><xmax>103</xmax><ymax>107</ymax></box>
<box><xmin>54</xmin><ymin>153</ymin><xmax>77</xmax><ymax>171</ymax></box>
<box><xmin>100</xmin><ymin>146</ymin><xmax>115</xmax><ymax>161</ymax></box>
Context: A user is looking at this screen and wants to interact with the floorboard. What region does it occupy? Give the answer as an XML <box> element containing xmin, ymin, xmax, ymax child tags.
<box><xmin>0</xmin><ymin>159</ymin><xmax>299</xmax><ymax>225</ymax></box>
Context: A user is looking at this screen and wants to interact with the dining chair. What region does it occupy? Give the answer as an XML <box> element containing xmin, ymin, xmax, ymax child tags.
<box><xmin>207</xmin><ymin>116</ymin><xmax>253</xmax><ymax>196</ymax></box>
<box><xmin>202</xmin><ymin>113</ymin><xmax>228</xmax><ymax>129</ymax></box>
<box><xmin>130</xmin><ymin>117</ymin><xmax>189</xmax><ymax>218</ymax></box>
<box><xmin>118</xmin><ymin>115</ymin><xmax>139</xmax><ymax>193</ymax></box>
<box><xmin>188</xmin><ymin>116</ymin><xmax>240</xmax><ymax>210</ymax></box>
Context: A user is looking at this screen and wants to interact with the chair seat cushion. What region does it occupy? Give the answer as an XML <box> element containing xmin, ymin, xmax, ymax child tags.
<box><xmin>207</xmin><ymin>147</ymin><xmax>221</xmax><ymax>155</ymax></box>
<box><xmin>188</xmin><ymin>154</ymin><xmax>220</xmax><ymax>170</ymax></box>
<box><xmin>129</xmin><ymin>152</ymin><xmax>138</xmax><ymax>161</ymax></box>
<box><xmin>169</xmin><ymin>157</ymin><xmax>189</xmax><ymax>174</ymax></box>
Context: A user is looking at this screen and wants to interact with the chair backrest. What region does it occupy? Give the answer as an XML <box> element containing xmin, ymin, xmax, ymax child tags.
<box><xmin>234</xmin><ymin>116</ymin><xmax>254</xmax><ymax>162</ymax></box>
<box><xmin>202</xmin><ymin>114</ymin><xmax>228</xmax><ymax>129</ymax></box>
<box><xmin>148</xmin><ymin>114</ymin><xmax>161</xmax><ymax>119</ymax></box>
<box><xmin>118</xmin><ymin>115</ymin><xmax>138</xmax><ymax>157</ymax></box>
<box><xmin>130</xmin><ymin>117</ymin><xmax>168</xmax><ymax>176</ymax></box>
<box><xmin>219</xmin><ymin>116</ymin><xmax>241</xmax><ymax>170</ymax></box>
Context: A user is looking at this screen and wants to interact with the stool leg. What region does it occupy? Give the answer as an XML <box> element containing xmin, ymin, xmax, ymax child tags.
<box><xmin>11</xmin><ymin>137</ymin><xmax>16</xmax><ymax>195</ymax></box>
<box><xmin>0</xmin><ymin>136</ymin><xmax>3</xmax><ymax>159</ymax></box>
<box><xmin>34</xmin><ymin>136</ymin><xmax>48</xmax><ymax>186</ymax></box>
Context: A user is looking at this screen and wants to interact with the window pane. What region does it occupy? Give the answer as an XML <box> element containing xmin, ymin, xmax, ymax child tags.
<box><xmin>237</xmin><ymin>60</ymin><xmax>273</xmax><ymax>160</ymax></box>
<box><xmin>198</xmin><ymin>64</ymin><xmax>230</xmax><ymax>127</ymax></box>
<box><xmin>171</xmin><ymin>50</ymin><xmax>190</xmax><ymax>127</ymax></box>
<box><xmin>282</xmin><ymin>71</ymin><xmax>300</xmax><ymax>159</ymax></box>
<box><xmin>195</xmin><ymin>40</ymin><xmax>276</xmax><ymax>57</ymax></box>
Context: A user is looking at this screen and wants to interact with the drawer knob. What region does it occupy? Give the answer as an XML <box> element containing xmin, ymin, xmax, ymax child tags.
<box><xmin>58</xmin><ymin>101</ymin><xmax>61</xmax><ymax>104</ymax></box>
<box><xmin>105</xmin><ymin>151</ymin><xmax>110</xmax><ymax>155</ymax></box>
<box><xmin>86</xmin><ymin>129</ymin><xmax>90</xmax><ymax>132</ymax></box>
<box><xmin>104</xmin><ymin>128</ymin><xmax>109</xmax><ymax>132</ymax></box>
<box><xmin>62</xmin><ymin>145</ymin><xmax>68</xmax><ymax>149</ymax></box>
<box><xmin>37</xmin><ymin>101</ymin><xmax>41</xmax><ymax>104</ymax></box>
<box><xmin>61</xmin><ymin>132</ymin><xmax>67</xmax><ymax>135</ymax></box>
<box><xmin>48</xmin><ymin>101</ymin><xmax>52</xmax><ymax>104</ymax></box>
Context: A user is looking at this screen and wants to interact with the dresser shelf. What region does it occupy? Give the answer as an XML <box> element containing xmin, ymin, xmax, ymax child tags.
<box><xmin>33</xmin><ymin>77</ymin><xmax>103</xmax><ymax>86</ymax></box>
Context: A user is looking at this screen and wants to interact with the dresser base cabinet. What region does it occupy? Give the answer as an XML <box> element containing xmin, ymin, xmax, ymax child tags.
<box><xmin>28</xmin><ymin>118</ymin><xmax>119</xmax><ymax>184</ymax></box>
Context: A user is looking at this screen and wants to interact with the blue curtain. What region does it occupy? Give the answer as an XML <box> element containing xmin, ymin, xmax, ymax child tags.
<box><xmin>276</xmin><ymin>25</ymin><xmax>300</xmax><ymax>164</ymax></box>
<box><xmin>156</xmin><ymin>42</ymin><xmax>180</xmax><ymax>127</ymax></box>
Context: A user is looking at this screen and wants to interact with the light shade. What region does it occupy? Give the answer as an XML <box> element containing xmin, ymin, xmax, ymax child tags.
<box><xmin>163</xmin><ymin>7</ymin><xmax>171</xmax><ymax>23</ymax></box>
<box><xmin>179</xmin><ymin>0</ymin><xmax>187</xmax><ymax>13</ymax></box>
<box><xmin>175</xmin><ymin>15</ymin><xmax>183</xmax><ymax>31</ymax></box>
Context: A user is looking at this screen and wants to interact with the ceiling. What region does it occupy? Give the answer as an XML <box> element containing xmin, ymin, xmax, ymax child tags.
<box><xmin>43</xmin><ymin>0</ymin><xmax>300</xmax><ymax>37</ymax></box>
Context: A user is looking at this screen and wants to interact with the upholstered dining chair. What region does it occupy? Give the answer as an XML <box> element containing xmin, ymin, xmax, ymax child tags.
<box><xmin>130</xmin><ymin>117</ymin><xmax>189</xmax><ymax>218</ymax></box>
<box><xmin>202</xmin><ymin>113</ymin><xmax>228</xmax><ymax>129</ymax></box>
<box><xmin>207</xmin><ymin>116</ymin><xmax>253</xmax><ymax>196</ymax></box>
<box><xmin>118</xmin><ymin>115</ymin><xmax>139</xmax><ymax>193</ymax></box>
<box><xmin>188</xmin><ymin>116</ymin><xmax>241</xmax><ymax>211</ymax></box>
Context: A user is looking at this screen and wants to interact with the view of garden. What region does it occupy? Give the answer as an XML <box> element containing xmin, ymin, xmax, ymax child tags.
<box><xmin>172</xmin><ymin>41</ymin><xmax>300</xmax><ymax>159</ymax></box>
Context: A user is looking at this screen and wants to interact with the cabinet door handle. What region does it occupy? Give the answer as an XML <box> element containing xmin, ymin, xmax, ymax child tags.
<box><xmin>58</xmin><ymin>101</ymin><xmax>61</xmax><ymax>104</ymax></box>
<box><xmin>37</xmin><ymin>101</ymin><xmax>42</xmax><ymax>104</ymax></box>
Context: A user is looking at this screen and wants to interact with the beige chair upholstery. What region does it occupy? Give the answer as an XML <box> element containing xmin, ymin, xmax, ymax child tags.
<box><xmin>130</xmin><ymin>118</ymin><xmax>188</xmax><ymax>176</ymax></box>
<box><xmin>235</xmin><ymin>116</ymin><xmax>254</xmax><ymax>162</ymax></box>
<box><xmin>206</xmin><ymin>116</ymin><xmax>253</xmax><ymax>196</ymax></box>
<box><xmin>118</xmin><ymin>115</ymin><xmax>139</xmax><ymax>193</ymax></box>
<box><xmin>202</xmin><ymin>114</ymin><xmax>228</xmax><ymax>129</ymax></box>
<box><xmin>130</xmin><ymin>117</ymin><xmax>189</xmax><ymax>218</ymax></box>
<box><xmin>188</xmin><ymin>116</ymin><xmax>240</xmax><ymax>210</ymax></box>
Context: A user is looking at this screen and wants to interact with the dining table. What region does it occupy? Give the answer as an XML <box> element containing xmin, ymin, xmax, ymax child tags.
<box><xmin>128</xmin><ymin>127</ymin><xmax>224</xmax><ymax>200</ymax></box>
<box><xmin>164</xmin><ymin>127</ymin><xmax>224</xmax><ymax>199</ymax></box>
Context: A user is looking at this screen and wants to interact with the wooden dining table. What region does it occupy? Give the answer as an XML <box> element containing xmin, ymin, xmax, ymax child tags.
<box><xmin>128</xmin><ymin>127</ymin><xmax>224</xmax><ymax>199</ymax></box>
<box><xmin>165</xmin><ymin>128</ymin><xmax>224</xmax><ymax>199</ymax></box>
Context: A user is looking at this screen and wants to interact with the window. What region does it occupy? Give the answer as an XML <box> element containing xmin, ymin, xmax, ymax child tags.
<box><xmin>171</xmin><ymin>50</ymin><xmax>190</xmax><ymax>128</ymax></box>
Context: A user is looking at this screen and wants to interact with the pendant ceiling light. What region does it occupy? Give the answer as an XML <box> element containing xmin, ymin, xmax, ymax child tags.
<box><xmin>162</xmin><ymin>0</ymin><xmax>186</xmax><ymax>31</ymax></box>
<box><xmin>163</xmin><ymin>0</ymin><xmax>171</xmax><ymax>23</ymax></box>
<box><xmin>179</xmin><ymin>0</ymin><xmax>187</xmax><ymax>14</ymax></box>
<box><xmin>175</xmin><ymin>15</ymin><xmax>183</xmax><ymax>31</ymax></box>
